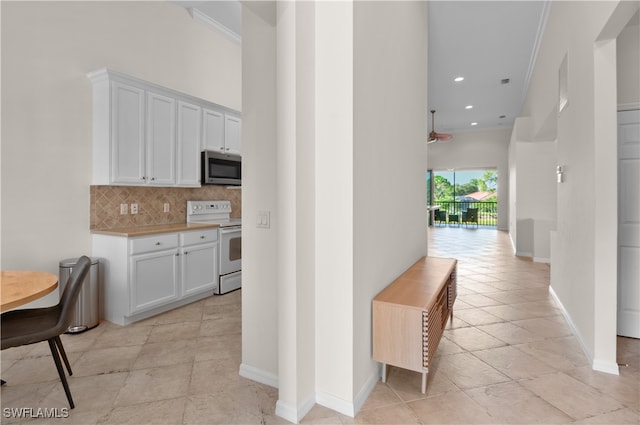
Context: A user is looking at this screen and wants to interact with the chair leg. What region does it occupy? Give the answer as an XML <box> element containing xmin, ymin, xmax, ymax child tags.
<box><xmin>47</xmin><ymin>339</ymin><xmax>75</xmax><ymax>409</ymax></box>
<box><xmin>54</xmin><ymin>336</ymin><xmax>73</xmax><ymax>376</ymax></box>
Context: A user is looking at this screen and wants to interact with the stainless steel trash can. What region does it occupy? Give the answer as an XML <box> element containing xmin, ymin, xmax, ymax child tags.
<box><xmin>59</xmin><ymin>257</ymin><xmax>100</xmax><ymax>333</ymax></box>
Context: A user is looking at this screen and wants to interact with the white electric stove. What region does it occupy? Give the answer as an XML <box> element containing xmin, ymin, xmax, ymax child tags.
<box><xmin>186</xmin><ymin>200</ymin><xmax>241</xmax><ymax>294</ymax></box>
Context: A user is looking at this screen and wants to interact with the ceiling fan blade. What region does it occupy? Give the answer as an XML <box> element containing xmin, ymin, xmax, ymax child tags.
<box><xmin>427</xmin><ymin>110</ymin><xmax>453</xmax><ymax>144</ymax></box>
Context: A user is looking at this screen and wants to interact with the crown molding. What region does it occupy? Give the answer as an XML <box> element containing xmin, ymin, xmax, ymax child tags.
<box><xmin>189</xmin><ymin>7</ymin><xmax>241</xmax><ymax>44</ymax></box>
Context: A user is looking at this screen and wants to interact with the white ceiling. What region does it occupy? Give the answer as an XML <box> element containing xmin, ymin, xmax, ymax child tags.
<box><xmin>182</xmin><ymin>1</ymin><xmax>550</xmax><ymax>134</ymax></box>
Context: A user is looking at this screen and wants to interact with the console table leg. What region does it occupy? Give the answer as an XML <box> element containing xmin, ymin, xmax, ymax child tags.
<box><xmin>421</xmin><ymin>371</ymin><xmax>427</xmax><ymax>394</ymax></box>
<box><xmin>382</xmin><ymin>363</ymin><xmax>387</xmax><ymax>383</ymax></box>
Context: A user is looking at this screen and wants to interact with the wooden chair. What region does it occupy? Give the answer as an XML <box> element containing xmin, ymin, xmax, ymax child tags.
<box><xmin>1</xmin><ymin>256</ymin><xmax>92</xmax><ymax>409</ymax></box>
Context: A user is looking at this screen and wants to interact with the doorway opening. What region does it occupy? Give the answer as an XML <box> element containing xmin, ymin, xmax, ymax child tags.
<box><xmin>428</xmin><ymin>168</ymin><xmax>498</xmax><ymax>227</ymax></box>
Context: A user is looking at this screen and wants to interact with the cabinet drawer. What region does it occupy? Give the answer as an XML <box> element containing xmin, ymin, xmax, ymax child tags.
<box><xmin>181</xmin><ymin>229</ymin><xmax>218</xmax><ymax>246</ymax></box>
<box><xmin>130</xmin><ymin>234</ymin><xmax>179</xmax><ymax>254</ymax></box>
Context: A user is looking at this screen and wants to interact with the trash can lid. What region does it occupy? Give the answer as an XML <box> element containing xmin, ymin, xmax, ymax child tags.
<box><xmin>59</xmin><ymin>257</ymin><xmax>100</xmax><ymax>267</ymax></box>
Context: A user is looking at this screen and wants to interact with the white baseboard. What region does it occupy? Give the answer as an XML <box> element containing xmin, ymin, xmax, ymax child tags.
<box><xmin>275</xmin><ymin>395</ymin><xmax>315</xmax><ymax>424</ymax></box>
<box><xmin>315</xmin><ymin>391</ymin><xmax>355</xmax><ymax>418</ymax></box>
<box><xmin>549</xmin><ymin>287</ymin><xmax>620</xmax><ymax>376</ymax></box>
<box><xmin>239</xmin><ymin>363</ymin><xmax>279</xmax><ymax>388</ymax></box>
<box><xmin>533</xmin><ymin>256</ymin><xmax>550</xmax><ymax>264</ymax></box>
<box><xmin>593</xmin><ymin>358</ymin><xmax>620</xmax><ymax>375</ymax></box>
<box><xmin>516</xmin><ymin>251</ymin><xmax>532</xmax><ymax>258</ymax></box>
<box><xmin>353</xmin><ymin>367</ymin><xmax>380</xmax><ymax>415</ymax></box>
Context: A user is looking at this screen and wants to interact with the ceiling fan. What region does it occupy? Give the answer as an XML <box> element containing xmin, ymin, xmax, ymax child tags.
<box><xmin>427</xmin><ymin>110</ymin><xmax>453</xmax><ymax>144</ymax></box>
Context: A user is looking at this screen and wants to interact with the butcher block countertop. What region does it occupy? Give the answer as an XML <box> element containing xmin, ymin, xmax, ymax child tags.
<box><xmin>91</xmin><ymin>222</ymin><xmax>220</xmax><ymax>237</ymax></box>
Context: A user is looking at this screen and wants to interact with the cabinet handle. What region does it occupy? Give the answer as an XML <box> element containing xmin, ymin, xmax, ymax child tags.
<box><xmin>175</xmin><ymin>253</ymin><xmax>180</xmax><ymax>256</ymax></box>
<box><xmin>200</xmin><ymin>235</ymin><xmax>205</xmax><ymax>239</ymax></box>
<box><xmin>155</xmin><ymin>242</ymin><xmax>161</xmax><ymax>246</ymax></box>
<box><xmin>184</xmin><ymin>251</ymin><xmax>189</xmax><ymax>255</ymax></box>
<box><xmin>141</xmin><ymin>177</ymin><xmax>146</xmax><ymax>180</ymax></box>
<box><xmin>225</xmin><ymin>148</ymin><xmax>230</xmax><ymax>151</ymax></box>
<box><xmin>150</xmin><ymin>177</ymin><xmax>155</xmax><ymax>181</ymax></box>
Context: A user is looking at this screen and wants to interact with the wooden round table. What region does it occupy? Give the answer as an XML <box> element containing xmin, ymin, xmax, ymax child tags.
<box><xmin>1</xmin><ymin>271</ymin><xmax>58</xmax><ymax>313</ymax></box>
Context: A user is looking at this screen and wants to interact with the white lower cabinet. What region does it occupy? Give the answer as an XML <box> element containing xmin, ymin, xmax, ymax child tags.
<box><xmin>130</xmin><ymin>248</ymin><xmax>179</xmax><ymax>313</ymax></box>
<box><xmin>93</xmin><ymin>228</ymin><xmax>218</xmax><ymax>325</ymax></box>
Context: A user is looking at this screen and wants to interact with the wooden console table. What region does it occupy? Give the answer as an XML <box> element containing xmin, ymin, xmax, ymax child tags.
<box><xmin>372</xmin><ymin>256</ymin><xmax>457</xmax><ymax>393</ymax></box>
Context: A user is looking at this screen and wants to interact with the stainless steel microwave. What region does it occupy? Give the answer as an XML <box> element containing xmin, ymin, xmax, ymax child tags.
<box><xmin>201</xmin><ymin>151</ymin><xmax>241</xmax><ymax>186</ymax></box>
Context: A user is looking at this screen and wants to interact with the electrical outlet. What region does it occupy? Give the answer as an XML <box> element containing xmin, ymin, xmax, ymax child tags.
<box><xmin>163</xmin><ymin>203</ymin><xmax>170</xmax><ymax>213</ymax></box>
<box><xmin>120</xmin><ymin>204</ymin><xmax>128</xmax><ymax>215</ymax></box>
<box><xmin>131</xmin><ymin>203</ymin><xmax>138</xmax><ymax>215</ymax></box>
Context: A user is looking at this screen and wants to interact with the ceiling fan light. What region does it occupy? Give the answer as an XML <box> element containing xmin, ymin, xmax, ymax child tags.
<box><xmin>454</xmin><ymin>76</ymin><xmax>464</xmax><ymax>82</ymax></box>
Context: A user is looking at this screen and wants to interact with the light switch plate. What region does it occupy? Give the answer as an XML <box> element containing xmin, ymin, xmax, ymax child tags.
<box><xmin>257</xmin><ymin>211</ymin><xmax>270</xmax><ymax>228</ymax></box>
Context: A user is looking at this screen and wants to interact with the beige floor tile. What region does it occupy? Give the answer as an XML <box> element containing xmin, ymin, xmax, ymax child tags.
<box><xmin>573</xmin><ymin>407</ymin><xmax>640</xmax><ymax>424</ymax></box>
<box><xmin>565</xmin><ymin>365</ymin><xmax>640</xmax><ymax>409</ymax></box>
<box><xmin>444</xmin><ymin>327</ymin><xmax>506</xmax><ymax>352</ymax></box>
<box><xmin>114</xmin><ymin>362</ymin><xmax>192</xmax><ymax>407</ymax></box>
<box><xmin>193</xmin><ymin>333</ymin><xmax>241</xmax><ymax>362</ymax></box>
<box><xmin>407</xmin><ymin>389</ymin><xmax>494</xmax><ymax>424</ymax></box>
<box><xmin>354</xmin><ymin>402</ymin><xmax>420</xmax><ymax>424</ymax></box>
<box><xmin>472</xmin><ymin>345</ymin><xmax>556</xmax><ymax>380</ymax></box>
<box><xmin>385</xmin><ymin>363</ymin><xmax>459</xmax><ymax>402</ymax></box>
<box><xmin>147</xmin><ymin>321</ymin><xmax>201</xmax><ymax>343</ymax></box>
<box><xmin>72</xmin><ymin>346</ymin><xmax>142</xmax><ymax>377</ymax></box>
<box><xmin>436</xmin><ymin>352</ymin><xmax>510</xmax><ymax>389</ymax></box>
<box><xmin>132</xmin><ymin>339</ymin><xmax>197</xmax><ymax>370</ymax></box>
<box><xmin>358</xmin><ymin>383</ymin><xmax>402</xmax><ymax>411</ymax></box>
<box><xmin>189</xmin><ymin>357</ymin><xmax>247</xmax><ymax>395</ymax></box>
<box><xmin>520</xmin><ymin>371</ymin><xmax>624</xmax><ymax>420</ymax></box>
<box><xmin>40</xmin><ymin>372</ymin><xmax>128</xmax><ymax>413</ymax></box>
<box><xmin>465</xmin><ymin>381</ymin><xmax>572</xmax><ymax>424</ymax></box>
<box><xmin>476</xmin><ymin>322</ymin><xmax>541</xmax><ymax>345</ymax></box>
<box><xmin>511</xmin><ymin>317</ymin><xmax>573</xmax><ymax>339</ymax></box>
<box><xmin>183</xmin><ymin>387</ymin><xmax>262</xmax><ymax>424</ymax></box>
<box><xmin>99</xmin><ymin>397</ymin><xmax>186</xmax><ymax>425</ymax></box>
<box><xmin>1</xmin><ymin>352</ymin><xmax>80</xmax><ymax>385</ymax></box>
<box><xmin>515</xmin><ymin>336</ymin><xmax>590</xmax><ymax>371</ymax></box>
<box><xmin>453</xmin><ymin>308</ymin><xmax>503</xmax><ymax>326</ymax></box>
<box><xmin>199</xmin><ymin>315</ymin><xmax>242</xmax><ymax>337</ymax></box>
<box><xmin>92</xmin><ymin>324</ymin><xmax>152</xmax><ymax>349</ymax></box>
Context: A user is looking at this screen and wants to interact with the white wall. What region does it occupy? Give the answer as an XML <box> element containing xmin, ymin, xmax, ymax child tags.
<box><xmin>427</xmin><ymin>127</ymin><xmax>511</xmax><ymax>230</ymax></box>
<box><xmin>512</xmin><ymin>141</ymin><xmax>557</xmax><ymax>260</ymax></box>
<box><xmin>352</xmin><ymin>0</ymin><xmax>428</xmax><ymax>408</ymax></box>
<box><xmin>519</xmin><ymin>0</ymin><xmax>639</xmax><ymax>373</ymax></box>
<box><xmin>1</xmin><ymin>2</ymin><xmax>240</xmax><ymax>292</ymax></box>
<box><xmin>240</xmin><ymin>2</ymin><xmax>279</xmax><ymax>388</ymax></box>
<box><xmin>241</xmin><ymin>1</ymin><xmax>428</xmax><ymax>421</ymax></box>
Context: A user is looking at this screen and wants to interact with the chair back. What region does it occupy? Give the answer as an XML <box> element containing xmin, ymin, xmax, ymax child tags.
<box><xmin>467</xmin><ymin>208</ymin><xmax>478</xmax><ymax>221</ymax></box>
<box><xmin>56</xmin><ymin>256</ymin><xmax>92</xmax><ymax>332</ymax></box>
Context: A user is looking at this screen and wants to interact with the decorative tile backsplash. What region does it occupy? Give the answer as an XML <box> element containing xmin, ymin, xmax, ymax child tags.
<box><xmin>90</xmin><ymin>185</ymin><xmax>241</xmax><ymax>229</ymax></box>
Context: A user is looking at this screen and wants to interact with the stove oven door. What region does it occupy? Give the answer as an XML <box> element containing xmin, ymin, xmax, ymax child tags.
<box><xmin>219</xmin><ymin>226</ymin><xmax>241</xmax><ymax>276</ymax></box>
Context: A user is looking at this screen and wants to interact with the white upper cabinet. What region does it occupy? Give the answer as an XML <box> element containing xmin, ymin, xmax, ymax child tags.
<box><xmin>177</xmin><ymin>101</ymin><xmax>202</xmax><ymax>187</ymax></box>
<box><xmin>146</xmin><ymin>92</ymin><xmax>176</xmax><ymax>186</ymax></box>
<box><xmin>111</xmin><ymin>82</ymin><xmax>145</xmax><ymax>184</ymax></box>
<box><xmin>202</xmin><ymin>108</ymin><xmax>225</xmax><ymax>152</ymax></box>
<box><xmin>88</xmin><ymin>69</ymin><xmax>240</xmax><ymax>187</ymax></box>
<box><xmin>203</xmin><ymin>108</ymin><xmax>241</xmax><ymax>156</ymax></box>
<box><xmin>224</xmin><ymin>113</ymin><xmax>242</xmax><ymax>155</ymax></box>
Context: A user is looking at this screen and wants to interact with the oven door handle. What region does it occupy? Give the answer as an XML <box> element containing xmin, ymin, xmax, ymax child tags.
<box><xmin>220</xmin><ymin>226</ymin><xmax>241</xmax><ymax>234</ymax></box>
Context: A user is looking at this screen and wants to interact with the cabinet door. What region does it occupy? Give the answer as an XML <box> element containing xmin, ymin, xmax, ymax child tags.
<box><xmin>111</xmin><ymin>82</ymin><xmax>145</xmax><ymax>184</ymax></box>
<box><xmin>224</xmin><ymin>114</ymin><xmax>241</xmax><ymax>155</ymax></box>
<box><xmin>177</xmin><ymin>101</ymin><xmax>201</xmax><ymax>187</ymax></box>
<box><xmin>146</xmin><ymin>92</ymin><xmax>176</xmax><ymax>186</ymax></box>
<box><xmin>202</xmin><ymin>108</ymin><xmax>225</xmax><ymax>152</ymax></box>
<box><xmin>130</xmin><ymin>249</ymin><xmax>179</xmax><ymax>314</ymax></box>
<box><xmin>181</xmin><ymin>243</ymin><xmax>217</xmax><ymax>297</ymax></box>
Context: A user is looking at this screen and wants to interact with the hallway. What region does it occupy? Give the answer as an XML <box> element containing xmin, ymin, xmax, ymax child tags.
<box><xmin>0</xmin><ymin>228</ymin><xmax>638</xmax><ymax>424</ymax></box>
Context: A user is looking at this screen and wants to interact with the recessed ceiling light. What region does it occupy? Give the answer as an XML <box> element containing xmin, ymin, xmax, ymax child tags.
<box><xmin>501</xmin><ymin>78</ymin><xmax>510</xmax><ymax>84</ymax></box>
<box><xmin>465</xmin><ymin>105</ymin><xmax>473</xmax><ymax>110</ymax></box>
<box><xmin>471</xmin><ymin>122</ymin><xmax>478</xmax><ymax>126</ymax></box>
<box><xmin>454</xmin><ymin>77</ymin><xmax>464</xmax><ymax>82</ymax></box>
<box><xmin>499</xmin><ymin>115</ymin><xmax>506</xmax><ymax>119</ymax></box>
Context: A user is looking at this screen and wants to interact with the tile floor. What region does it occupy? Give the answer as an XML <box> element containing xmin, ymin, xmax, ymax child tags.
<box><xmin>1</xmin><ymin>227</ymin><xmax>638</xmax><ymax>424</ymax></box>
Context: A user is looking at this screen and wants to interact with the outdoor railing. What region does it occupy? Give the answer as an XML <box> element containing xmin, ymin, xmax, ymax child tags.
<box><xmin>431</xmin><ymin>201</ymin><xmax>497</xmax><ymax>227</ymax></box>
